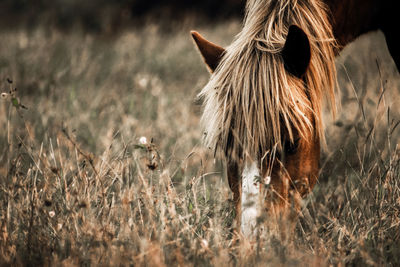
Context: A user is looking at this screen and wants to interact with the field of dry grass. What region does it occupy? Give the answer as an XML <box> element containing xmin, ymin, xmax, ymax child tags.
<box><xmin>0</xmin><ymin>20</ymin><xmax>399</xmax><ymax>266</ymax></box>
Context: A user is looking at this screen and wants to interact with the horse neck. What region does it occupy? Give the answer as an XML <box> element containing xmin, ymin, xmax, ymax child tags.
<box><xmin>324</xmin><ymin>0</ymin><xmax>381</xmax><ymax>52</ymax></box>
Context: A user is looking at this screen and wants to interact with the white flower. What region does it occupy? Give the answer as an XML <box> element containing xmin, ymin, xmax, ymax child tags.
<box><xmin>138</xmin><ymin>77</ymin><xmax>148</xmax><ymax>88</ymax></box>
<box><xmin>264</xmin><ymin>176</ymin><xmax>271</xmax><ymax>185</ymax></box>
<box><xmin>139</xmin><ymin>136</ymin><xmax>147</xmax><ymax>145</ymax></box>
<box><xmin>201</xmin><ymin>239</ymin><xmax>209</xmax><ymax>248</ymax></box>
<box><xmin>49</xmin><ymin>211</ymin><xmax>55</xmax><ymax>218</ymax></box>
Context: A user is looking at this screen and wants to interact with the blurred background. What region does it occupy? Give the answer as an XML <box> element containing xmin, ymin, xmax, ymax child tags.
<box><xmin>0</xmin><ymin>0</ymin><xmax>244</xmax><ymax>33</ymax></box>
<box><xmin>0</xmin><ymin>0</ymin><xmax>249</xmax><ymax>182</ymax></box>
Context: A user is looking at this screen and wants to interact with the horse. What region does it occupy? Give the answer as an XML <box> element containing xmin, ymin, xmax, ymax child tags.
<box><xmin>191</xmin><ymin>0</ymin><xmax>398</xmax><ymax>238</ymax></box>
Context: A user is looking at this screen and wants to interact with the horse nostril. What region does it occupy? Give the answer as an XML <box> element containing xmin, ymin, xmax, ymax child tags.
<box><xmin>285</xmin><ymin>138</ymin><xmax>300</xmax><ymax>155</ymax></box>
<box><xmin>293</xmin><ymin>177</ymin><xmax>311</xmax><ymax>196</ymax></box>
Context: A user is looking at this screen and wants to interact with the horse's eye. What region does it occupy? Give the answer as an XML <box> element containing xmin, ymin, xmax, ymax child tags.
<box><xmin>285</xmin><ymin>138</ymin><xmax>300</xmax><ymax>155</ymax></box>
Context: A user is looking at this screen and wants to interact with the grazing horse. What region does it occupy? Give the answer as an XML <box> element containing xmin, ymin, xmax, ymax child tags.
<box><xmin>191</xmin><ymin>0</ymin><xmax>397</xmax><ymax>238</ymax></box>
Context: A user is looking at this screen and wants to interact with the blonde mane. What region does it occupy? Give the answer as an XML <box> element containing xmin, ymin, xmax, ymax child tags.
<box><xmin>199</xmin><ymin>0</ymin><xmax>336</xmax><ymax>160</ymax></box>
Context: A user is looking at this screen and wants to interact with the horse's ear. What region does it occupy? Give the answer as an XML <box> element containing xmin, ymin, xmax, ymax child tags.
<box><xmin>282</xmin><ymin>25</ymin><xmax>311</xmax><ymax>78</ymax></box>
<box><xmin>191</xmin><ymin>31</ymin><xmax>225</xmax><ymax>73</ymax></box>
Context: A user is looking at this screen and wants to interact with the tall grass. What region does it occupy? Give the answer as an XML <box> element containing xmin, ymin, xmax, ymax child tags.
<box><xmin>0</xmin><ymin>23</ymin><xmax>399</xmax><ymax>266</ymax></box>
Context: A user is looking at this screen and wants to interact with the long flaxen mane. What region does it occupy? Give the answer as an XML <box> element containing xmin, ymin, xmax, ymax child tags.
<box><xmin>199</xmin><ymin>0</ymin><xmax>336</xmax><ymax>160</ymax></box>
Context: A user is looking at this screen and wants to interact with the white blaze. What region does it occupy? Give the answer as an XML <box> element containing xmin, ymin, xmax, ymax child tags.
<box><xmin>241</xmin><ymin>160</ymin><xmax>260</xmax><ymax>238</ymax></box>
